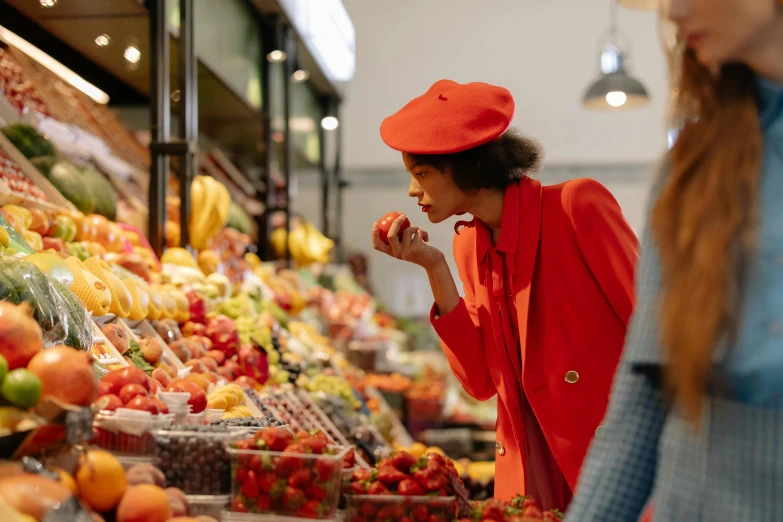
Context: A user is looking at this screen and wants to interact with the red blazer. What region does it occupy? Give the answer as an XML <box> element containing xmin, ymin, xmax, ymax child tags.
<box><xmin>431</xmin><ymin>177</ymin><xmax>637</xmax><ymax>501</ymax></box>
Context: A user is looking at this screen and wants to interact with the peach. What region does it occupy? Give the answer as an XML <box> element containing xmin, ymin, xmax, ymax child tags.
<box><xmin>199</xmin><ymin>357</ymin><xmax>218</xmax><ymax>372</ymax></box>
<box><xmin>117</xmin><ymin>484</ymin><xmax>171</xmax><ymax>522</ymax></box>
<box><xmin>102</xmin><ymin>324</ymin><xmax>129</xmax><ymax>355</ymax></box>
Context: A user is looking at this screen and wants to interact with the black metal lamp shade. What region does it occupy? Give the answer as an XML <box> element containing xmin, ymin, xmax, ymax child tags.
<box><xmin>583</xmin><ymin>71</ymin><xmax>650</xmax><ymax>109</ymax></box>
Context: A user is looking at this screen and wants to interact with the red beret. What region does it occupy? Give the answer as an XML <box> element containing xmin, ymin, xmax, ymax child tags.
<box><xmin>380</xmin><ymin>79</ymin><xmax>515</xmax><ymax>155</ymax></box>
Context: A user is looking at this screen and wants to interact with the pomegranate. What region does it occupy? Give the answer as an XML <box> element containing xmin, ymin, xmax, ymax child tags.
<box><xmin>0</xmin><ymin>302</ymin><xmax>43</xmax><ymax>370</ymax></box>
<box><xmin>237</xmin><ymin>345</ymin><xmax>269</xmax><ymax>385</ymax></box>
<box><xmin>27</xmin><ymin>346</ymin><xmax>98</xmax><ymax>406</ymax></box>
<box><xmin>205</xmin><ymin>315</ymin><xmax>239</xmax><ymax>358</ymax></box>
<box><xmin>186</xmin><ymin>291</ymin><xmax>207</xmax><ymax>324</ymax></box>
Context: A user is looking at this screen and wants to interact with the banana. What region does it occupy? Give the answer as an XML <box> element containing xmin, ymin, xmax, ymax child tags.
<box><xmin>189</xmin><ymin>176</ymin><xmax>217</xmax><ymax>248</ymax></box>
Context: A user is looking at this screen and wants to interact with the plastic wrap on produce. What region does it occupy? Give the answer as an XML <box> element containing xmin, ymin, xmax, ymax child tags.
<box><xmin>0</xmin><ymin>257</ymin><xmax>93</xmax><ymax>351</ymax></box>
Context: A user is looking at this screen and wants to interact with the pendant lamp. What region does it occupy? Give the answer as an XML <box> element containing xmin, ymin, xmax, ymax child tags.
<box><xmin>618</xmin><ymin>0</ymin><xmax>658</xmax><ymax>10</ymax></box>
<box><xmin>583</xmin><ymin>1</ymin><xmax>650</xmax><ymax>110</ymax></box>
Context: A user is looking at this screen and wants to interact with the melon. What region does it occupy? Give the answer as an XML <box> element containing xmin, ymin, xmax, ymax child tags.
<box><xmin>48</xmin><ymin>162</ymin><xmax>96</xmax><ymax>215</ymax></box>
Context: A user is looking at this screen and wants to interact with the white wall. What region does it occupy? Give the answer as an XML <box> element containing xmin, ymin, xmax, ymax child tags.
<box><xmin>339</xmin><ymin>0</ymin><xmax>670</xmax><ymax>168</ymax></box>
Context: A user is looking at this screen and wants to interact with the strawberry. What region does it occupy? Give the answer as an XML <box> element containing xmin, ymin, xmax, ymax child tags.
<box><xmin>235</xmin><ymin>467</ymin><xmax>248</xmax><ymax>483</ymax></box>
<box><xmin>276</xmin><ymin>446</ymin><xmax>305</xmax><ymax>476</ymax></box>
<box><xmin>257</xmin><ymin>471</ymin><xmax>278</xmax><ymax>493</ymax></box>
<box><xmin>377</xmin><ymin>465</ymin><xmax>407</xmax><ymax>486</ymax></box>
<box><xmin>523</xmin><ymin>505</ymin><xmax>543</xmax><ymax>518</ymax></box>
<box><xmin>248</xmin><ymin>454</ymin><xmax>262</xmax><ymax>473</ymax></box>
<box><xmin>283</xmin><ymin>486</ymin><xmax>306</xmax><ymax>510</ymax></box>
<box><xmin>235</xmin><ymin>439</ymin><xmax>253</xmax><ymax>450</ymax></box>
<box><xmin>376</xmin><ymin>503</ymin><xmax>405</xmax><ymax>519</ymax></box>
<box><xmin>302</xmin><ymin>436</ymin><xmax>328</xmax><ymax>455</ymax></box>
<box><xmin>256</xmin><ymin>427</ymin><xmax>294</xmax><ymax>451</ymax></box>
<box><xmin>296</xmin><ymin>499</ymin><xmax>324</xmax><ymax>518</ymax></box>
<box><xmin>270</xmin><ymin>478</ymin><xmax>288</xmax><ymax>499</ymax></box>
<box><xmin>424</xmin><ymin>453</ymin><xmax>447</xmax><ymax>468</ymax></box>
<box><xmin>315</xmin><ymin>458</ymin><xmax>338</xmax><ymax>482</ymax></box>
<box><xmin>306</xmin><ymin>482</ymin><xmax>328</xmax><ymax>501</ymax></box>
<box><xmin>352</xmin><ymin>468</ymin><xmax>372</xmax><ymax>483</ymax></box>
<box><xmin>412</xmin><ymin>467</ymin><xmax>449</xmax><ymax>492</ymax></box>
<box><xmin>295</xmin><ymin>430</ymin><xmax>311</xmax><ymax>441</ymax></box>
<box><xmin>391</xmin><ymin>451</ymin><xmax>417</xmax><ymax>472</ymax></box>
<box><xmin>347</xmin><ymin>481</ymin><xmax>368</xmax><ymax>495</ymax></box>
<box><xmin>240</xmin><ymin>471</ymin><xmax>260</xmax><ymax>499</ymax></box>
<box><xmin>358</xmin><ymin>500</ymin><xmax>378</xmax><ymax>518</ymax></box>
<box><xmin>257</xmin><ymin>495</ymin><xmax>273</xmax><ymax>511</ymax></box>
<box><xmin>398</xmin><ymin>478</ymin><xmax>426</xmax><ymax>496</ymax></box>
<box><xmin>288</xmin><ymin>468</ymin><xmax>312</xmax><ymax>488</ymax></box>
<box><xmin>232</xmin><ymin>497</ymin><xmax>248</xmax><ymax>512</ymax></box>
<box><xmin>412</xmin><ymin>504</ymin><xmax>430</xmax><ymax>522</ymax></box>
<box><xmin>545</xmin><ymin>509</ymin><xmax>564</xmax><ymax>520</ymax></box>
<box><xmin>480</xmin><ymin>499</ymin><xmax>506</xmax><ymax>520</ymax></box>
<box><xmin>427</xmin><ymin>515</ymin><xmax>446</xmax><ymax>522</ymax></box>
<box><xmin>367</xmin><ymin>481</ymin><xmax>391</xmax><ymax>495</ymax></box>
<box><xmin>343</xmin><ymin>447</ymin><xmax>356</xmax><ymax>468</ymax></box>
<box><xmin>401</xmin><ymin>517</ymin><xmax>414</xmax><ymax>522</ymax></box>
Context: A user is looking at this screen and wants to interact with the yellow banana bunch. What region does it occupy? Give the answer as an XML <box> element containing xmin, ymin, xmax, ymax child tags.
<box><xmin>189</xmin><ymin>176</ymin><xmax>231</xmax><ymax>249</ymax></box>
<box><xmin>271</xmin><ymin>220</ymin><xmax>334</xmax><ymax>266</ymax></box>
<box><xmin>207</xmin><ymin>384</ymin><xmax>244</xmax><ymax>410</ymax></box>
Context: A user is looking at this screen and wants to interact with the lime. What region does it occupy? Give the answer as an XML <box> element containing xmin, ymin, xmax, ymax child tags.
<box><xmin>2</xmin><ymin>369</ymin><xmax>42</xmax><ymax>408</ymax></box>
<box><xmin>0</xmin><ymin>354</ymin><xmax>7</xmax><ymax>384</ymax></box>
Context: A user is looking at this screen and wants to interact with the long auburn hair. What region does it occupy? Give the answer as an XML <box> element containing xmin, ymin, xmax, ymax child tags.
<box><xmin>651</xmin><ymin>36</ymin><xmax>763</xmax><ymax>424</ymax></box>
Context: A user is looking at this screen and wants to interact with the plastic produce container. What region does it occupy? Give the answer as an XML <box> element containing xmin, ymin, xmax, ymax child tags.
<box><xmin>187</xmin><ymin>494</ymin><xmax>230</xmax><ymax>519</ymax></box>
<box><xmin>227</xmin><ymin>445</ymin><xmax>349</xmax><ymax>519</ymax></box>
<box><xmin>345</xmin><ymin>494</ymin><xmax>457</xmax><ymax>522</ymax></box>
<box><xmin>154</xmin><ymin>429</ymin><xmax>244</xmax><ymax>495</ymax></box>
<box><xmin>92</xmin><ymin>410</ymin><xmax>174</xmax><ymax>456</ymax></box>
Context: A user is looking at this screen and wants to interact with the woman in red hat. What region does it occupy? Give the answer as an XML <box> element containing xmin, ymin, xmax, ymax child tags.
<box><xmin>371</xmin><ymin>80</ymin><xmax>638</xmax><ymax>510</ymax></box>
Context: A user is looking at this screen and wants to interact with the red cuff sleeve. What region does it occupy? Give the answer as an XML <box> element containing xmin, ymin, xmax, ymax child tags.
<box><xmin>430</xmin><ymin>299</ymin><xmax>496</xmax><ymax>401</ymax></box>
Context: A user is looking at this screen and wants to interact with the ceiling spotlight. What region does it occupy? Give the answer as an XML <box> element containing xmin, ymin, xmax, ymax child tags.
<box><xmin>292</xmin><ymin>69</ymin><xmax>310</xmax><ymax>82</ymax></box>
<box><xmin>94</xmin><ymin>34</ymin><xmax>111</xmax><ymax>47</ymax></box>
<box><xmin>124</xmin><ymin>45</ymin><xmax>141</xmax><ymax>64</ymax></box>
<box><xmin>267</xmin><ymin>50</ymin><xmax>287</xmax><ymax>63</ymax></box>
<box><xmin>582</xmin><ymin>1</ymin><xmax>650</xmax><ymax>110</ymax></box>
<box><xmin>39</xmin><ymin>0</ymin><xmax>57</xmax><ymax>7</ymax></box>
<box><xmin>321</xmin><ymin>116</ymin><xmax>339</xmax><ymax>131</ymax></box>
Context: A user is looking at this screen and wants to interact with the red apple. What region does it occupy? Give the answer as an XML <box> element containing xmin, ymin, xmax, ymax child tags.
<box><xmin>119</xmin><ymin>383</ymin><xmax>148</xmax><ymax>404</ymax></box>
<box><xmin>125</xmin><ymin>395</ymin><xmax>159</xmax><ymax>414</ymax></box>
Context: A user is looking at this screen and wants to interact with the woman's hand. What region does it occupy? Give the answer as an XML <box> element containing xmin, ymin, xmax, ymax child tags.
<box><xmin>371</xmin><ymin>214</ymin><xmax>444</xmax><ymax>270</ymax></box>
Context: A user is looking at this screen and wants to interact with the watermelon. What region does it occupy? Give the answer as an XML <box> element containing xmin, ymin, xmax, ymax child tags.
<box><xmin>226</xmin><ymin>202</ymin><xmax>253</xmax><ymax>234</ymax></box>
<box><xmin>47</xmin><ymin>161</ymin><xmax>96</xmax><ymax>214</ymax></box>
<box><xmin>1</xmin><ymin>124</ymin><xmax>57</xmax><ymax>159</ymax></box>
<box><xmin>80</xmin><ymin>166</ymin><xmax>117</xmax><ymax>220</ymax></box>
<box><xmin>30</xmin><ymin>156</ymin><xmax>58</xmax><ymax>177</ymax></box>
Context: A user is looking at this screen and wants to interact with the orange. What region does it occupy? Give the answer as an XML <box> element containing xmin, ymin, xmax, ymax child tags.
<box><xmin>51</xmin><ymin>466</ymin><xmax>78</xmax><ymax>496</ymax></box>
<box><xmin>185</xmin><ymin>373</ymin><xmax>209</xmax><ymax>392</ymax></box>
<box><xmin>75</xmin><ymin>450</ymin><xmax>127</xmax><ymax>512</ymax></box>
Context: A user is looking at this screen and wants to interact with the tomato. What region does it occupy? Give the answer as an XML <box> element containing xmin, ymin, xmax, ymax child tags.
<box><xmin>118</xmin><ymin>383</ymin><xmax>148</xmax><ymax>404</ymax></box>
<box><xmin>165</xmin><ymin>379</ymin><xmax>207</xmax><ymax>413</ymax></box>
<box><xmin>378</xmin><ymin>212</ymin><xmax>410</xmax><ymax>245</ymax></box>
<box><xmin>102</xmin><ymin>367</ymin><xmax>150</xmax><ymax>395</ymax></box>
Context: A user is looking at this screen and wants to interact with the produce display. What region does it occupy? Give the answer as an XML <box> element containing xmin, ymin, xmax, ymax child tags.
<box><xmin>0</xmin><ymin>35</ymin><xmax>518</xmax><ymax>522</ymax></box>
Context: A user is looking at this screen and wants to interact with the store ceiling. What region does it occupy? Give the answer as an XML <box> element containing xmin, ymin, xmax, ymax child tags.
<box><xmin>2</xmin><ymin>0</ymin><xmax>263</xmax><ymax>160</ymax></box>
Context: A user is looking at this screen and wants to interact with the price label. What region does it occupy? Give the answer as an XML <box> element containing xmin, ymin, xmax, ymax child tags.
<box><xmin>64</xmin><ymin>408</ymin><xmax>94</xmax><ymax>444</ymax></box>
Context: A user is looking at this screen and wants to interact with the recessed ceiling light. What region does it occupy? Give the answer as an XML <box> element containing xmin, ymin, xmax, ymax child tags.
<box><xmin>124</xmin><ymin>45</ymin><xmax>141</xmax><ymax>64</ymax></box>
<box><xmin>40</xmin><ymin>0</ymin><xmax>57</xmax><ymax>7</ymax></box>
<box><xmin>321</xmin><ymin>116</ymin><xmax>339</xmax><ymax>131</ymax></box>
<box><xmin>95</xmin><ymin>34</ymin><xmax>111</xmax><ymax>47</ymax></box>
<box><xmin>292</xmin><ymin>69</ymin><xmax>310</xmax><ymax>82</ymax></box>
<box><xmin>267</xmin><ymin>50</ymin><xmax>287</xmax><ymax>63</ymax></box>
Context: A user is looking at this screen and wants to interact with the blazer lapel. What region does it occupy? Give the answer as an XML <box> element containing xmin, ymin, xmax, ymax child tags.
<box><xmin>513</xmin><ymin>178</ymin><xmax>543</xmax><ymax>390</ymax></box>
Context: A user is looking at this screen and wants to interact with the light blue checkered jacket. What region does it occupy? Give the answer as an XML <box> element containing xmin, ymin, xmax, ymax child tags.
<box><xmin>565</xmin><ymin>113</ymin><xmax>783</xmax><ymax>520</ymax></box>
